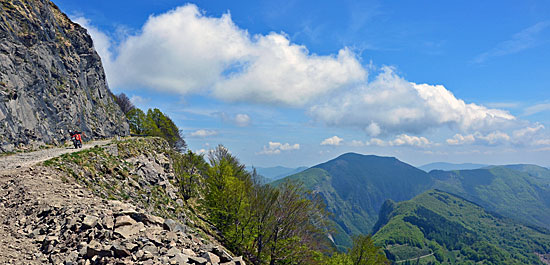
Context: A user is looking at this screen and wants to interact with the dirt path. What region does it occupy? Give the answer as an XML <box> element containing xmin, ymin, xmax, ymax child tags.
<box><xmin>395</xmin><ymin>252</ymin><xmax>434</xmax><ymax>263</ymax></box>
<box><xmin>0</xmin><ymin>140</ymin><xmax>111</xmax><ymax>173</ymax></box>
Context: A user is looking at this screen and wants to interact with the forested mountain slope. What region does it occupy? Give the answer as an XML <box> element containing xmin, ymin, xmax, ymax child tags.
<box><xmin>373</xmin><ymin>190</ymin><xmax>550</xmax><ymax>264</ymax></box>
<box><xmin>431</xmin><ymin>165</ymin><xmax>550</xmax><ymax>229</ymax></box>
<box><xmin>280</xmin><ymin>153</ymin><xmax>433</xmax><ymax>248</ymax></box>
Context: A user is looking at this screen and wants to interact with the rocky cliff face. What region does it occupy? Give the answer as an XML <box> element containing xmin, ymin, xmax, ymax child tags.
<box><xmin>0</xmin><ymin>0</ymin><xmax>129</xmax><ymax>152</ymax></box>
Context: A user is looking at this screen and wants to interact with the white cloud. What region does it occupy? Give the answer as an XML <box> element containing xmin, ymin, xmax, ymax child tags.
<box><xmin>389</xmin><ymin>134</ymin><xmax>431</xmax><ymax>147</ymax></box>
<box><xmin>321</xmin><ymin>136</ymin><xmax>343</xmax><ymax>146</ymax></box>
<box><xmin>309</xmin><ymin>67</ymin><xmax>516</xmax><ymax>136</ymax></box>
<box><xmin>196</xmin><ymin>148</ymin><xmax>207</xmax><ymax>154</ymax></box>
<box><xmin>485</xmin><ymin>102</ymin><xmax>521</xmax><ymax>109</ymax></box>
<box><xmin>476</xmin><ymin>131</ymin><xmax>511</xmax><ymax>145</ymax></box>
<box><xmin>513</xmin><ymin>124</ymin><xmax>544</xmax><ymax>139</ymax></box>
<box><xmin>258</xmin><ymin>141</ymin><xmax>300</xmax><ymax>155</ymax></box>
<box><xmin>473</xmin><ymin>21</ymin><xmax>550</xmax><ymax>64</ymax></box>
<box><xmin>129</xmin><ymin>95</ymin><xmax>150</xmax><ymax>107</ymax></box>
<box><xmin>446</xmin><ymin>131</ymin><xmax>510</xmax><ymax>146</ymax></box>
<box><xmin>534</xmin><ymin>139</ymin><xmax>550</xmax><ymax>146</ymax></box>
<box><xmin>93</xmin><ymin>4</ymin><xmax>365</xmax><ymax>106</ymax></box>
<box><xmin>524</xmin><ymin>103</ymin><xmax>550</xmax><ymax>116</ymax></box>
<box><xmin>365</xmin><ymin>122</ymin><xmax>381</xmax><ymax>136</ymax></box>
<box><xmin>189</xmin><ymin>129</ymin><xmax>218</xmax><ymax>138</ymax></box>
<box><xmin>79</xmin><ymin>7</ymin><xmax>537</xmax><ymax>139</ymax></box>
<box><xmin>216</xmin><ymin>112</ymin><xmax>251</xmax><ymax>127</ymax></box>
<box><xmin>234</xmin><ymin>114</ymin><xmax>251</xmax><ymax>127</ymax></box>
<box><xmin>447</xmin><ymin>125</ymin><xmax>547</xmax><ymax>146</ymax></box>
<box><xmin>365</xmin><ymin>134</ymin><xmax>432</xmax><ymax>147</ymax></box>
<box><xmin>349</xmin><ymin>140</ymin><xmax>365</xmax><ymax>147</ymax></box>
<box><xmin>446</xmin><ymin>134</ymin><xmax>476</xmax><ymax>145</ymax></box>
<box><xmin>367</xmin><ymin>138</ymin><xmax>387</xmax><ymax>147</ymax></box>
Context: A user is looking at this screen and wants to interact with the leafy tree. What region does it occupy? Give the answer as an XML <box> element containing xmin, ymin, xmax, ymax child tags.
<box><xmin>324</xmin><ymin>235</ymin><xmax>389</xmax><ymax>265</ymax></box>
<box><xmin>147</xmin><ymin>108</ymin><xmax>186</xmax><ymax>151</ymax></box>
<box><xmin>203</xmin><ymin>145</ymin><xmax>253</xmax><ymax>248</ymax></box>
<box><xmin>125</xmin><ymin>107</ymin><xmax>186</xmax><ymax>151</ymax></box>
<box><xmin>114</xmin><ymin>92</ymin><xmax>135</xmax><ymax>114</ymax></box>
<box><xmin>264</xmin><ymin>180</ymin><xmax>329</xmax><ymax>265</ymax></box>
<box><xmin>200</xmin><ymin>145</ymin><xmax>330</xmax><ymax>265</ymax></box>
<box><xmin>126</xmin><ymin>108</ymin><xmax>147</xmax><ymax>135</ymax></box>
<box><xmin>348</xmin><ymin>235</ymin><xmax>389</xmax><ymax>265</ymax></box>
<box><xmin>173</xmin><ymin>151</ymin><xmax>209</xmax><ymax>201</ymax></box>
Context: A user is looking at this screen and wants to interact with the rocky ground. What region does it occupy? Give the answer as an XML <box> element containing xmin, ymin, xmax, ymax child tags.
<box><xmin>0</xmin><ymin>140</ymin><xmax>245</xmax><ymax>264</ymax></box>
<box><xmin>538</xmin><ymin>253</ymin><xmax>550</xmax><ymax>265</ymax></box>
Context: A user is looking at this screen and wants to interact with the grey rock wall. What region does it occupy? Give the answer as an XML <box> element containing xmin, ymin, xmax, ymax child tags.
<box><xmin>0</xmin><ymin>0</ymin><xmax>129</xmax><ymax>152</ymax></box>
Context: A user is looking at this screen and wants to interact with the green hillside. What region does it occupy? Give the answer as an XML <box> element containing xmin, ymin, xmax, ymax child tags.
<box><xmin>373</xmin><ymin>190</ymin><xmax>550</xmax><ymax>265</ymax></box>
<box><xmin>431</xmin><ymin>165</ymin><xmax>550</xmax><ymax>229</ymax></box>
<box><xmin>279</xmin><ymin>153</ymin><xmax>433</xmax><ymax>248</ymax></box>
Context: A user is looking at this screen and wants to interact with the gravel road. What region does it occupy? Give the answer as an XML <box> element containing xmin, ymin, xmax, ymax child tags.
<box><xmin>0</xmin><ymin>140</ymin><xmax>112</xmax><ymax>173</ymax></box>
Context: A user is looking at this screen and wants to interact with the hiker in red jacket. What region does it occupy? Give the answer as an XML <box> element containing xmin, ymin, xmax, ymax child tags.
<box><xmin>68</xmin><ymin>129</ymin><xmax>84</xmax><ymax>149</ymax></box>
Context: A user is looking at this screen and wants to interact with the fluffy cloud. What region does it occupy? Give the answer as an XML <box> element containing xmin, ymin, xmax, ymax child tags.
<box><xmin>389</xmin><ymin>134</ymin><xmax>431</xmax><ymax>147</ymax></box>
<box><xmin>196</xmin><ymin>148</ymin><xmax>207</xmax><ymax>154</ymax></box>
<box><xmin>366</xmin><ymin>134</ymin><xmax>432</xmax><ymax>147</ymax></box>
<box><xmin>79</xmin><ymin>6</ymin><xmax>539</xmax><ymax>141</ymax></box>
<box><xmin>189</xmin><ymin>129</ymin><xmax>218</xmax><ymax>138</ymax></box>
<box><xmin>93</xmin><ymin>4</ymin><xmax>365</xmax><ymax>106</ymax></box>
<box><xmin>321</xmin><ymin>136</ymin><xmax>343</xmax><ymax>146</ymax></box>
<box><xmin>447</xmin><ymin>125</ymin><xmax>546</xmax><ymax>146</ymax></box>
<box><xmin>258</xmin><ymin>141</ymin><xmax>300</xmax><ymax>155</ymax></box>
<box><xmin>216</xmin><ymin>112</ymin><xmax>251</xmax><ymax>127</ymax></box>
<box><xmin>446</xmin><ymin>134</ymin><xmax>476</xmax><ymax>145</ymax></box>
<box><xmin>367</xmin><ymin>138</ymin><xmax>387</xmax><ymax>147</ymax></box>
<box><xmin>534</xmin><ymin>139</ymin><xmax>550</xmax><ymax>146</ymax></box>
<box><xmin>447</xmin><ymin>131</ymin><xmax>510</xmax><ymax>145</ymax></box>
<box><xmin>524</xmin><ymin>103</ymin><xmax>550</xmax><ymax>116</ymax></box>
<box><xmin>349</xmin><ymin>140</ymin><xmax>365</xmax><ymax>147</ymax></box>
<box><xmin>129</xmin><ymin>95</ymin><xmax>151</xmax><ymax>107</ymax></box>
<box><xmin>512</xmin><ymin>124</ymin><xmax>544</xmax><ymax>139</ymax></box>
<box><xmin>309</xmin><ymin>67</ymin><xmax>516</xmax><ymax>136</ymax></box>
<box><xmin>234</xmin><ymin>114</ymin><xmax>251</xmax><ymax>127</ymax></box>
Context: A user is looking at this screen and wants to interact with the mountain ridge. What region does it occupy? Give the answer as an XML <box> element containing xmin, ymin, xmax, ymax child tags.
<box><xmin>419</xmin><ymin>162</ymin><xmax>488</xmax><ymax>172</ymax></box>
<box><xmin>280</xmin><ymin>152</ymin><xmax>433</xmax><ymax>248</ymax></box>
<box><xmin>279</xmin><ymin>152</ymin><xmax>550</xmax><ymax>250</ymax></box>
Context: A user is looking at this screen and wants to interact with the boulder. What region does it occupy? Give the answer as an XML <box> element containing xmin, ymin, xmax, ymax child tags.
<box><xmin>201</xmin><ymin>251</ymin><xmax>221</xmax><ymax>264</ymax></box>
<box><xmin>188</xmin><ymin>255</ymin><xmax>208</xmax><ymax>265</ymax></box>
<box><xmin>114</xmin><ymin>222</ymin><xmax>144</xmax><ymax>239</ymax></box>
<box><xmin>115</xmin><ymin>215</ymin><xmax>137</xmax><ymax>228</ymax></box>
<box><xmin>81</xmin><ymin>215</ymin><xmax>99</xmax><ymax>230</ymax></box>
<box><xmin>163</xmin><ymin>219</ymin><xmax>185</xmax><ymax>233</ymax></box>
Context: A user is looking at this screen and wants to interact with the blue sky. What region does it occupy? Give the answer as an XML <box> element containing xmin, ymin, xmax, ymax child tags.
<box><xmin>55</xmin><ymin>0</ymin><xmax>550</xmax><ymax>168</ymax></box>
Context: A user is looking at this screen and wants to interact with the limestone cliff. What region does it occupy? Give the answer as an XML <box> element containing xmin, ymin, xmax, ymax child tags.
<box><xmin>0</xmin><ymin>0</ymin><xmax>129</xmax><ymax>152</ymax></box>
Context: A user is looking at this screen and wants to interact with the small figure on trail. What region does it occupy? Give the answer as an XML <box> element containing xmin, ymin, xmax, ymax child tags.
<box><xmin>68</xmin><ymin>129</ymin><xmax>85</xmax><ymax>149</ymax></box>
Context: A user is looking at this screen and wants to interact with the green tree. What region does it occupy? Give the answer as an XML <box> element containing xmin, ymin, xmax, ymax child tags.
<box><xmin>349</xmin><ymin>235</ymin><xmax>389</xmax><ymax>265</ymax></box>
<box><xmin>147</xmin><ymin>108</ymin><xmax>186</xmax><ymax>151</ymax></box>
<box><xmin>263</xmin><ymin>180</ymin><xmax>329</xmax><ymax>265</ymax></box>
<box><xmin>126</xmin><ymin>108</ymin><xmax>147</xmax><ymax>135</ymax></box>
<box><xmin>200</xmin><ymin>145</ymin><xmax>330</xmax><ymax>265</ymax></box>
<box><xmin>203</xmin><ymin>145</ymin><xmax>253</xmax><ymax>250</ymax></box>
<box><xmin>173</xmin><ymin>151</ymin><xmax>209</xmax><ymax>201</ymax></box>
